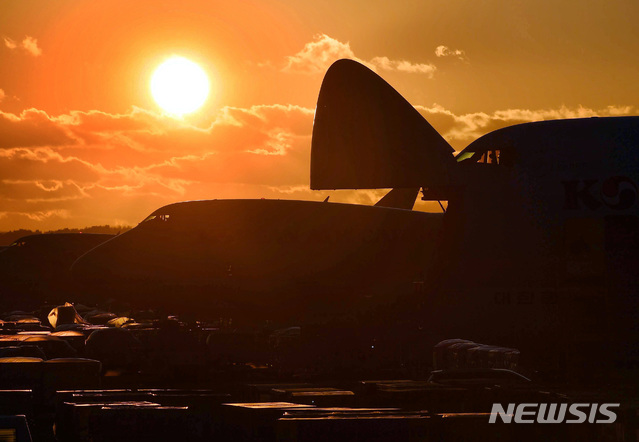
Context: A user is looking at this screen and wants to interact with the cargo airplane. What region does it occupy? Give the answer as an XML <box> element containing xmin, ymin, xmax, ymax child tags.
<box><xmin>311</xmin><ymin>59</ymin><xmax>639</xmax><ymax>374</ymax></box>
<box><xmin>0</xmin><ymin>233</ymin><xmax>113</xmax><ymax>309</ymax></box>
<box><xmin>71</xmin><ymin>195</ymin><xmax>442</xmax><ymax>317</ymax></box>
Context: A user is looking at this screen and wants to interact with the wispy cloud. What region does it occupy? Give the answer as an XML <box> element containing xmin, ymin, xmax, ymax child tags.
<box><xmin>3</xmin><ymin>35</ymin><xmax>42</xmax><ymax>56</ymax></box>
<box><xmin>21</xmin><ymin>36</ymin><xmax>42</xmax><ymax>56</ymax></box>
<box><xmin>3</xmin><ymin>38</ymin><xmax>17</xmax><ymax>50</ymax></box>
<box><xmin>0</xmin><ymin>210</ymin><xmax>71</xmax><ymax>222</ymax></box>
<box><xmin>416</xmin><ymin>104</ymin><xmax>636</xmax><ymax>149</ymax></box>
<box><xmin>281</xmin><ymin>34</ymin><xmax>436</xmax><ymax>77</ymax></box>
<box><xmin>435</xmin><ymin>45</ymin><xmax>467</xmax><ymax>62</ymax></box>
<box><xmin>370</xmin><ymin>57</ymin><xmax>436</xmax><ymax>75</ymax></box>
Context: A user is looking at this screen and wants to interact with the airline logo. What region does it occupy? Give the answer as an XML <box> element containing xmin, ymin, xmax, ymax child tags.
<box><xmin>489</xmin><ymin>403</ymin><xmax>620</xmax><ymax>424</ymax></box>
<box><xmin>563</xmin><ymin>176</ymin><xmax>637</xmax><ymax>210</ymax></box>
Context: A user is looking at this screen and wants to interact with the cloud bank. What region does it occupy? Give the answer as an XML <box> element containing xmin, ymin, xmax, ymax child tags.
<box><xmin>416</xmin><ymin>104</ymin><xmax>635</xmax><ymax>149</ymax></box>
<box><xmin>0</xmin><ymin>102</ymin><xmax>635</xmax><ymax>230</ymax></box>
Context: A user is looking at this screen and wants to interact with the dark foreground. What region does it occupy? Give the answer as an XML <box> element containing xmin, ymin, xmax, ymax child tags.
<box><xmin>0</xmin><ymin>302</ymin><xmax>637</xmax><ymax>442</ymax></box>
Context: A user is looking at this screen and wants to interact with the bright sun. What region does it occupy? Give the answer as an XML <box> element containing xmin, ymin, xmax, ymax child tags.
<box><xmin>151</xmin><ymin>56</ymin><xmax>210</xmax><ymax>116</ymax></box>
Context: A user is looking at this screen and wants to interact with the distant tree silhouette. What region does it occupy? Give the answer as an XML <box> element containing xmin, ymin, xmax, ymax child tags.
<box><xmin>0</xmin><ymin>225</ymin><xmax>131</xmax><ymax>246</ymax></box>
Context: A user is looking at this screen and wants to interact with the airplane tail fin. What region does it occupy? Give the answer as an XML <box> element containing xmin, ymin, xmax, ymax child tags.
<box><xmin>311</xmin><ymin>59</ymin><xmax>456</xmax><ymax>190</ymax></box>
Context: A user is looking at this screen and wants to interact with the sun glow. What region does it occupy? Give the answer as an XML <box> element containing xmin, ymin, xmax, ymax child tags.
<box><xmin>151</xmin><ymin>56</ymin><xmax>210</xmax><ymax>116</ymax></box>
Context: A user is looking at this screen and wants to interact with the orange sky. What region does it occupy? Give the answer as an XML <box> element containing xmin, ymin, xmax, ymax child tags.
<box><xmin>1</xmin><ymin>0</ymin><xmax>638</xmax><ymax>230</ymax></box>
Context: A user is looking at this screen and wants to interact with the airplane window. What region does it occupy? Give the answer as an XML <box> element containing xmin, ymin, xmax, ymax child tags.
<box><xmin>458</xmin><ymin>148</ymin><xmax>511</xmax><ymax>166</ymax></box>
<box><xmin>141</xmin><ymin>214</ymin><xmax>171</xmax><ymax>224</ymax></box>
<box><xmin>456</xmin><ymin>151</ymin><xmax>475</xmax><ymax>162</ymax></box>
<box><xmin>475</xmin><ymin>150</ymin><xmax>500</xmax><ymax>165</ymax></box>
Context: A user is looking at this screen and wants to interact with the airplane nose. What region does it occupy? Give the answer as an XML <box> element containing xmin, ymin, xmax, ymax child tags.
<box><xmin>70</xmin><ymin>249</ymin><xmax>103</xmax><ymax>284</ymax></box>
<box><xmin>70</xmin><ymin>240</ymin><xmax>116</xmax><ymax>286</ymax></box>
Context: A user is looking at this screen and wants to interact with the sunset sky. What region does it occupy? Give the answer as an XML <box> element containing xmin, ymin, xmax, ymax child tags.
<box><xmin>1</xmin><ymin>0</ymin><xmax>638</xmax><ymax>231</ymax></box>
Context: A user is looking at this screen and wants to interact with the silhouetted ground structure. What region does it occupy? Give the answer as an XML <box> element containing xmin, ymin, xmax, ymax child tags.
<box><xmin>0</xmin><ymin>226</ymin><xmax>129</xmax><ymax>247</ymax></box>
<box><xmin>0</xmin><ymin>301</ymin><xmax>632</xmax><ymax>441</ymax></box>
<box><xmin>0</xmin><ymin>234</ymin><xmax>113</xmax><ymax>310</ymax></box>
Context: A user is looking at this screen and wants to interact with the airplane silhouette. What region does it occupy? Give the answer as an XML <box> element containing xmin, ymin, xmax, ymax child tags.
<box><xmin>72</xmin><ymin>197</ymin><xmax>441</xmax><ymax>318</ymax></box>
<box><xmin>311</xmin><ymin>59</ymin><xmax>639</xmax><ymax>375</ymax></box>
<box><xmin>0</xmin><ymin>233</ymin><xmax>113</xmax><ymax>309</ymax></box>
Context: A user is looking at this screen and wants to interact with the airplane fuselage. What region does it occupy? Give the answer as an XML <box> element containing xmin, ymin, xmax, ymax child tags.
<box><xmin>72</xmin><ymin>199</ymin><xmax>442</xmax><ymax>317</ymax></box>
<box><xmin>426</xmin><ymin>117</ymin><xmax>639</xmax><ymax>373</ymax></box>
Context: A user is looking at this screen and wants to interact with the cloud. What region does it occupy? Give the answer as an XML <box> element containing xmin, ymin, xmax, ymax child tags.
<box><xmin>21</xmin><ymin>37</ymin><xmax>42</xmax><ymax>56</ymax></box>
<box><xmin>0</xmin><ymin>109</ymin><xmax>77</xmax><ymax>148</ymax></box>
<box><xmin>283</xmin><ymin>34</ymin><xmax>363</xmax><ymax>74</ymax></box>
<box><xmin>281</xmin><ymin>34</ymin><xmax>436</xmax><ymax>77</ymax></box>
<box><xmin>416</xmin><ymin>104</ymin><xmax>637</xmax><ymax>150</ymax></box>
<box><xmin>0</xmin><ymin>147</ymin><xmax>103</xmax><ymax>183</ymax></box>
<box><xmin>3</xmin><ymin>38</ymin><xmax>17</xmax><ymax>50</ymax></box>
<box><xmin>3</xmin><ymin>35</ymin><xmax>42</xmax><ymax>56</ymax></box>
<box><xmin>435</xmin><ymin>45</ymin><xmax>467</xmax><ymax>61</ymax></box>
<box><xmin>0</xmin><ymin>89</ymin><xmax>4</xmax><ymax>103</ymax></box>
<box><xmin>0</xmin><ymin>210</ymin><xmax>70</xmax><ymax>223</ymax></box>
<box><xmin>370</xmin><ymin>56</ymin><xmax>436</xmax><ymax>76</ymax></box>
<box><xmin>0</xmin><ymin>180</ymin><xmax>87</xmax><ymax>203</ymax></box>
